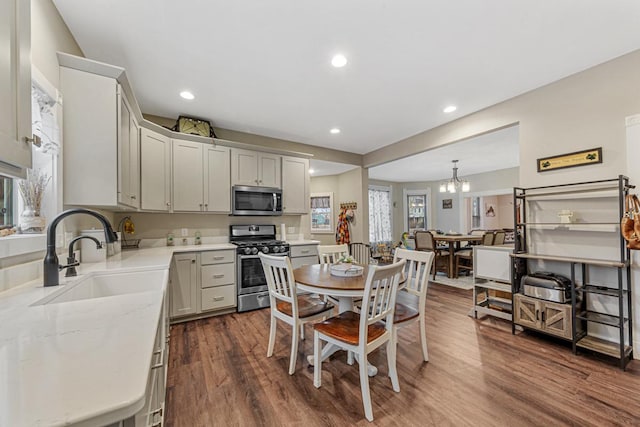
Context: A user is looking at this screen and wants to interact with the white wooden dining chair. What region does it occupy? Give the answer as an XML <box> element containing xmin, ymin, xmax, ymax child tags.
<box><xmin>259</xmin><ymin>253</ymin><xmax>334</xmax><ymax>375</ymax></box>
<box><xmin>313</xmin><ymin>259</ymin><xmax>406</xmax><ymax>422</ymax></box>
<box><xmin>392</xmin><ymin>248</ymin><xmax>434</xmax><ymax>361</ymax></box>
<box><xmin>317</xmin><ymin>244</ymin><xmax>350</xmax><ymax>264</ymax></box>
<box><xmin>349</xmin><ymin>242</ymin><xmax>371</xmax><ymax>265</ymax></box>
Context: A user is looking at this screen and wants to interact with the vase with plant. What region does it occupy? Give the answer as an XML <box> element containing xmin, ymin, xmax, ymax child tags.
<box><xmin>18</xmin><ymin>169</ymin><xmax>50</xmax><ymax>233</ymax></box>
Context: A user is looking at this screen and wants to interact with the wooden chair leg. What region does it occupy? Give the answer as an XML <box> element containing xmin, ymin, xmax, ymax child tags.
<box><xmin>359</xmin><ymin>353</ymin><xmax>374</xmax><ymax>421</ymax></box>
<box><xmin>289</xmin><ymin>322</ymin><xmax>299</xmax><ymax>375</ymax></box>
<box><xmin>313</xmin><ymin>332</ymin><xmax>322</xmax><ymax>388</ymax></box>
<box><xmin>267</xmin><ymin>314</ymin><xmax>277</xmax><ymax>357</ymax></box>
<box><xmin>387</xmin><ymin>340</ymin><xmax>400</xmax><ymax>392</ymax></box>
<box><xmin>419</xmin><ymin>313</ymin><xmax>429</xmax><ymax>362</ymax></box>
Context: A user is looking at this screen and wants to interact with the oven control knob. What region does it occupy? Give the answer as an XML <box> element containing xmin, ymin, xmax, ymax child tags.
<box><xmin>260</xmin><ymin>246</ymin><xmax>269</xmax><ymax>254</ymax></box>
<box><xmin>251</xmin><ymin>247</ymin><xmax>258</xmax><ymax>255</ymax></box>
<box><xmin>272</xmin><ymin>246</ymin><xmax>280</xmax><ymax>253</ymax></box>
<box><xmin>243</xmin><ymin>248</ymin><xmax>252</xmax><ymax>255</ymax></box>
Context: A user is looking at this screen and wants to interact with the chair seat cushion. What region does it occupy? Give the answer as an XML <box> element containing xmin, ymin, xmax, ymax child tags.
<box><xmin>313</xmin><ymin>311</ymin><xmax>386</xmax><ymax>345</ymax></box>
<box><xmin>276</xmin><ymin>295</ymin><xmax>334</xmax><ymax>318</ymax></box>
<box><xmin>456</xmin><ymin>249</ymin><xmax>472</xmax><ymax>258</ymax></box>
<box><xmin>394</xmin><ymin>302</ymin><xmax>419</xmax><ymax>324</ymax></box>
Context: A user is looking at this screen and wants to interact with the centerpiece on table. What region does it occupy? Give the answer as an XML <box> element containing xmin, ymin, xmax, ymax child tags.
<box><xmin>330</xmin><ymin>255</ymin><xmax>364</xmax><ymax>277</ymax></box>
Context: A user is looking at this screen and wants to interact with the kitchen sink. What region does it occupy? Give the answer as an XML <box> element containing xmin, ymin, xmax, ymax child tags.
<box><xmin>33</xmin><ymin>269</ymin><xmax>167</xmax><ymax>305</ymax></box>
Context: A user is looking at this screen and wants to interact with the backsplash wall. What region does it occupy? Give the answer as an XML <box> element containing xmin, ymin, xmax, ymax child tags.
<box><xmin>112</xmin><ymin>213</ymin><xmax>306</xmax><ymax>243</ymax></box>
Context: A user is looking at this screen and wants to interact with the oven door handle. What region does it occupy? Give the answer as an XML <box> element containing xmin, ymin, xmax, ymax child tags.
<box><xmin>238</xmin><ymin>253</ymin><xmax>289</xmax><ymax>260</ymax></box>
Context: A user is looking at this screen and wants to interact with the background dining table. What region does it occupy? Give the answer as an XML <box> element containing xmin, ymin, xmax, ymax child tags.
<box><xmin>432</xmin><ymin>234</ymin><xmax>483</xmax><ymax>278</ymax></box>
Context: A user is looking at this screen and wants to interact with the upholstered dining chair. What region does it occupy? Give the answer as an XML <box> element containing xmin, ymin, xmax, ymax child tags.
<box><xmin>414</xmin><ymin>230</ymin><xmax>448</xmax><ymax>279</ymax></box>
<box><xmin>313</xmin><ymin>259</ymin><xmax>406</xmax><ymax>422</ymax></box>
<box><xmin>493</xmin><ymin>230</ymin><xmax>506</xmax><ymax>245</ymax></box>
<box><xmin>349</xmin><ymin>242</ymin><xmax>371</xmax><ymax>265</ymax></box>
<box><xmin>455</xmin><ymin>231</ymin><xmax>494</xmax><ymax>277</ymax></box>
<box><xmin>392</xmin><ymin>248</ymin><xmax>434</xmax><ymax>361</ymax></box>
<box><xmin>317</xmin><ymin>244</ymin><xmax>350</xmax><ymax>264</ymax></box>
<box><xmin>259</xmin><ymin>253</ymin><xmax>334</xmax><ymax>375</ymax></box>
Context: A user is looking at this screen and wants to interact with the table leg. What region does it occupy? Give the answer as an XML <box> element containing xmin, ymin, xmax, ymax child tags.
<box><xmin>448</xmin><ymin>241</ymin><xmax>456</xmax><ymax>278</ymax></box>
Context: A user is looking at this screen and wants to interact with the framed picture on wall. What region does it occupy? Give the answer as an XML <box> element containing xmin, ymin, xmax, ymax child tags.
<box><xmin>442</xmin><ymin>199</ymin><xmax>452</xmax><ymax>209</ymax></box>
<box><xmin>485</xmin><ymin>203</ymin><xmax>496</xmax><ymax>217</ymax></box>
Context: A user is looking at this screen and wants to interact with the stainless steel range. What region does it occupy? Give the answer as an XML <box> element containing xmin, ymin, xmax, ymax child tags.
<box><xmin>230</xmin><ymin>224</ymin><xmax>290</xmax><ymax>312</ymax></box>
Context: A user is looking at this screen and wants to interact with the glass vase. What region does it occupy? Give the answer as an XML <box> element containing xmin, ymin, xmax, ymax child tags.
<box><xmin>20</xmin><ymin>207</ymin><xmax>46</xmax><ymax>234</ymax></box>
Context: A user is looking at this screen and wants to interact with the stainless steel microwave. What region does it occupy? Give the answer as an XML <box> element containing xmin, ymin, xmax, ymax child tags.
<box><xmin>232</xmin><ymin>185</ymin><xmax>282</xmax><ymax>216</ymax></box>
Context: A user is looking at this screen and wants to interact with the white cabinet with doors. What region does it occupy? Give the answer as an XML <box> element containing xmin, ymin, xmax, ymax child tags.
<box><xmin>289</xmin><ymin>243</ymin><xmax>319</xmax><ymax>269</ymax></box>
<box><xmin>60</xmin><ymin>66</ymin><xmax>139</xmax><ymax>208</ymax></box>
<box><xmin>140</xmin><ymin>128</ymin><xmax>171</xmax><ymax>211</ymax></box>
<box><xmin>282</xmin><ymin>155</ymin><xmax>310</xmax><ymax>214</ymax></box>
<box><xmin>172</xmin><ymin>139</ymin><xmax>230</xmax><ymax>212</ymax></box>
<box><xmin>169</xmin><ymin>253</ymin><xmax>198</xmax><ymax>318</ymax></box>
<box><xmin>231</xmin><ymin>148</ymin><xmax>281</xmax><ymax>188</ymax></box>
<box><xmin>0</xmin><ymin>0</ymin><xmax>32</xmax><ymax>178</ymax></box>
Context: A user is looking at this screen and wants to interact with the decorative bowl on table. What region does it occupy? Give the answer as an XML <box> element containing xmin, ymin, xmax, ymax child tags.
<box><xmin>330</xmin><ymin>263</ymin><xmax>364</xmax><ymax>277</ymax></box>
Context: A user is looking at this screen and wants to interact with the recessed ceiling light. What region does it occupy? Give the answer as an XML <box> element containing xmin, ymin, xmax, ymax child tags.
<box><xmin>331</xmin><ymin>54</ymin><xmax>347</xmax><ymax>68</ymax></box>
<box><xmin>180</xmin><ymin>91</ymin><xmax>195</xmax><ymax>100</ymax></box>
<box><xmin>330</xmin><ymin>128</ymin><xmax>341</xmax><ymax>134</ymax></box>
<box><xmin>309</xmin><ymin>168</ymin><xmax>315</xmax><ymax>175</ymax></box>
<box><xmin>443</xmin><ymin>105</ymin><xmax>457</xmax><ymax>113</ymax></box>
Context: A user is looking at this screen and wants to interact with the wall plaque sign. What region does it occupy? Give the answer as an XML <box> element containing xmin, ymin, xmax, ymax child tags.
<box><xmin>537</xmin><ymin>147</ymin><xmax>602</xmax><ymax>172</ymax></box>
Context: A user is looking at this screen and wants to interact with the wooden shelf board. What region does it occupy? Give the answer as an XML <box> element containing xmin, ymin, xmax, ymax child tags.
<box><xmin>474</xmin><ymin>305</ymin><xmax>512</xmax><ymax>321</ymax></box>
<box><xmin>474</xmin><ymin>280</ymin><xmax>511</xmax><ymax>293</ymax></box>
<box><xmin>583</xmin><ymin>285</ymin><xmax>625</xmax><ymax>297</ymax></box>
<box><xmin>576</xmin><ymin>335</ymin><xmax>632</xmax><ymax>359</ymax></box>
<box><xmin>576</xmin><ymin>310</ymin><xmax>627</xmax><ymax>328</ymax></box>
<box><xmin>511</xmin><ymin>252</ymin><xmax>626</xmax><ymax>268</ymax></box>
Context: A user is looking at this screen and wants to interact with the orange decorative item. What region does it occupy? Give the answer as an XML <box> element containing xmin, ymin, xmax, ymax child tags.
<box><xmin>335</xmin><ymin>207</ymin><xmax>350</xmax><ymax>244</ymax></box>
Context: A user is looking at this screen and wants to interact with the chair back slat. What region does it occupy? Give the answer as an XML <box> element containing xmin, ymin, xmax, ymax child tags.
<box><xmin>259</xmin><ymin>253</ymin><xmax>296</xmax><ymax>306</ymax></box>
<box><xmin>360</xmin><ymin>260</ymin><xmax>405</xmax><ymax>334</ymax></box>
<box><xmin>349</xmin><ymin>242</ymin><xmax>371</xmax><ymax>265</ymax></box>
<box><xmin>393</xmin><ymin>248</ymin><xmax>434</xmax><ymax>298</ymax></box>
<box><xmin>318</xmin><ymin>244</ymin><xmax>349</xmax><ymax>264</ymax></box>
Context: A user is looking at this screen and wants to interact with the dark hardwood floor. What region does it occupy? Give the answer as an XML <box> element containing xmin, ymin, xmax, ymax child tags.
<box><xmin>165</xmin><ymin>284</ymin><xmax>640</xmax><ymax>426</ymax></box>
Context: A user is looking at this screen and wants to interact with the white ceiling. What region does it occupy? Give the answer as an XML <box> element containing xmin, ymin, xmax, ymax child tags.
<box><xmin>309</xmin><ymin>159</ymin><xmax>358</xmax><ymax>177</ymax></box>
<box><xmin>53</xmin><ymin>1</ymin><xmax>640</xmax><ymax>155</ymax></box>
<box><xmin>368</xmin><ymin>125</ymin><xmax>519</xmax><ymax>182</ymax></box>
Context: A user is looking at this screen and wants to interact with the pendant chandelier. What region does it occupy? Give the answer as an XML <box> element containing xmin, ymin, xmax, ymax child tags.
<box><xmin>439</xmin><ymin>160</ymin><xmax>470</xmax><ymax>193</ymax></box>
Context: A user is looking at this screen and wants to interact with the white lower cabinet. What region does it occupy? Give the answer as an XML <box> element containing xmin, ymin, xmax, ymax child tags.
<box><xmin>169</xmin><ymin>250</ymin><xmax>236</xmax><ymax>321</ymax></box>
<box><xmin>289</xmin><ymin>244</ymin><xmax>319</xmax><ymax>269</ymax></box>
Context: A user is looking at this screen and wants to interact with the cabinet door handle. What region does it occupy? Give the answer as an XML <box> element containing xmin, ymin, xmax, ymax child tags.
<box><xmin>213</xmin><ymin>296</ymin><xmax>224</xmax><ymax>302</ymax></box>
<box><xmin>535</xmin><ymin>309</ymin><xmax>539</xmax><ymax>321</ymax></box>
<box><xmin>131</xmin><ymin>195</ymin><xmax>137</xmax><ymax>200</ymax></box>
<box><xmin>541</xmin><ymin>311</ymin><xmax>546</xmax><ymax>323</ymax></box>
<box><xmin>213</xmin><ymin>274</ymin><xmax>224</xmax><ymax>279</ymax></box>
<box><xmin>191</xmin><ymin>259</ymin><xmax>196</xmax><ymax>264</ymax></box>
<box><xmin>301</xmin><ymin>249</ymin><xmax>310</xmax><ymax>254</ymax></box>
<box><xmin>213</xmin><ymin>256</ymin><xmax>224</xmax><ymax>260</ymax></box>
<box><xmin>166</xmin><ymin>201</ymin><xmax>171</xmax><ymax>207</ymax></box>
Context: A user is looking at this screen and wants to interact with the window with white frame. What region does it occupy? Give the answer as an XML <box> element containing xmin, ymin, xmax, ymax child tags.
<box><xmin>369</xmin><ymin>185</ymin><xmax>392</xmax><ymax>244</ymax></box>
<box><xmin>310</xmin><ymin>192</ymin><xmax>334</xmax><ymax>233</ymax></box>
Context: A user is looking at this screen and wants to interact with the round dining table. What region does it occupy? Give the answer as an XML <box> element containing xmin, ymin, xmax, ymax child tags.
<box><xmin>293</xmin><ymin>263</ymin><xmax>379</xmax><ymax>376</ymax></box>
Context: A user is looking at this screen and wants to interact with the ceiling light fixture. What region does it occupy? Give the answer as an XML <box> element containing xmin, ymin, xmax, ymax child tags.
<box><xmin>443</xmin><ymin>105</ymin><xmax>457</xmax><ymax>113</ymax></box>
<box><xmin>330</xmin><ymin>128</ymin><xmax>341</xmax><ymax>134</ymax></box>
<box><xmin>180</xmin><ymin>91</ymin><xmax>195</xmax><ymax>100</ymax></box>
<box><xmin>308</xmin><ymin>168</ymin><xmax>315</xmax><ymax>175</ymax></box>
<box><xmin>331</xmin><ymin>54</ymin><xmax>347</xmax><ymax>68</ymax></box>
<box><xmin>439</xmin><ymin>160</ymin><xmax>470</xmax><ymax>193</ymax></box>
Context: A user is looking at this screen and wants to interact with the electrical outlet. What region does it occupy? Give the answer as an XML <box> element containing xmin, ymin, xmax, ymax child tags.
<box><xmin>287</xmin><ymin>227</ymin><xmax>295</xmax><ymax>234</ymax></box>
<box><xmin>181</xmin><ymin>228</ymin><xmax>188</xmax><ymax>237</ymax></box>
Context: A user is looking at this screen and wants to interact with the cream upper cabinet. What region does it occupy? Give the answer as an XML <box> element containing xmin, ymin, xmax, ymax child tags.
<box><xmin>61</xmin><ymin>67</ymin><xmax>139</xmax><ymax>208</ymax></box>
<box><xmin>172</xmin><ymin>139</ymin><xmax>230</xmax><ymax>212</ymax></box>
<box><xmin>231</xmin><ymin>148</ymin><xmax>281</xmax><ymax>188</ymax></box>
<box><xmin>117</xmin><ymin>96</ymin><xmax>140</xmax><ymax>208</ymax></box>
<box><xmin>0</xmin><ymin>0</ymin><xmax>31</xmax><ymax>178</ymax></box>
<box><xmin>282</xmin><ymin>156</ymin><xmax>310</xmax><ymax>214</ymax></box>
<box><xmin>203</xmin><ymin>144</ymin><xmax>231</xmax><ymax>212</ymax></box>
<box><xmin>172</xmin><ymin>140</ymin><xmax>204</xmax><ymax>212</ymax></box>
<box><xmin>140</xmin><ymin>128</ymin><xmax>171</xmax><ymax>211</ymax></box>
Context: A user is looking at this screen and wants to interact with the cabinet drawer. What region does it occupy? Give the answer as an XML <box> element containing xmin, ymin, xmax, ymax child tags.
<box><xmin>201</xmin><ymin>285</ymin><xmax>236</xmax><ymax>311</ymax></box>
<box><xmin>201</xmin><ymin>250</ymin><xmax>235</xmax><ymax>265</ymax></box>
<box><xmin>201</xmin><ymin>263</ymin><xmax>235</xmax><ymax>288</ymax></box>
<box><xmin>290</xmin><ymin>245</ymin><xmax>318</xmax><ymax>258</ymax></box>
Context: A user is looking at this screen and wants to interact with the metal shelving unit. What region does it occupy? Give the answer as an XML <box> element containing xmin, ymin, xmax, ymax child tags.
<box><xmin>511</xmin><ymin>176</ymin><xmax>634</xmax><ymax>369</ymax></box>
